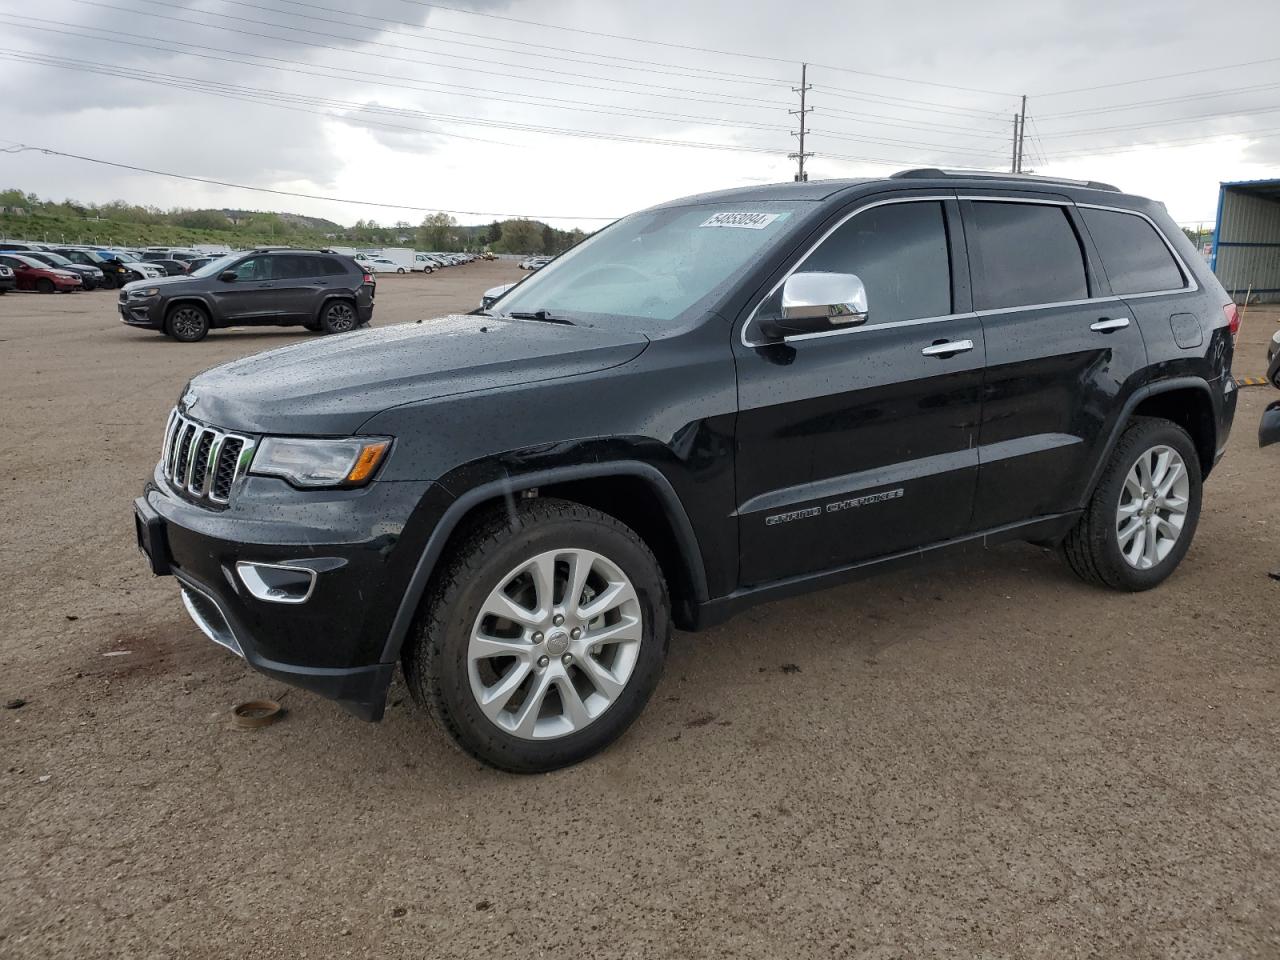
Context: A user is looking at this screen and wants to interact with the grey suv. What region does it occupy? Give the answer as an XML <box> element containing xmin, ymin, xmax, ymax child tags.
<box><xmin>118</xmin><ymin>248</ymin><xmax>376</xmax><ymax>342</ymax></box>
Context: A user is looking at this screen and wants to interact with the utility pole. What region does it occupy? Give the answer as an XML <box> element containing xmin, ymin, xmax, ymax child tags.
<box><xmin>1011</xmin><ymin>113</ymin><xmax>1020</xmax><ymax>173</ymax></box>
<box><xmin>1015</xmin><ymin>95</ymin><xmax>1028</xmax><ymax>173</ymax></box>
<box><xmin>789</xmin><ymin>62</ymin><xmax>813</xmax><ymax>182</ymax></box>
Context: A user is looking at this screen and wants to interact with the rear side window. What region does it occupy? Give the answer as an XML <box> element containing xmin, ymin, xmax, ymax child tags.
<box><xmin>969</xmin><ymin>201</ymin><xmax>1088</xmax><ymax>310</ymax></box>
<box><xmin>316</xmin><ymin>257</ymin><xmax>347</xmax><ymax>276</ymax></box>
<box><xmin>800</xmin><ymin>200</ymin><xmax>952</xmax><ymax>325</ymax></box>
<box><xmin>1081</xmin><ymin>208</ymin><xmax>1185</xmax><ymax>295</ymax></box>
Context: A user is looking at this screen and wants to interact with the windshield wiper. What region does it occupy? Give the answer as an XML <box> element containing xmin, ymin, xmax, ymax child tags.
<box><xmin>505</xmin><ymin>309</ymin><xmax>575</xmax><ymax>325</ymax></box>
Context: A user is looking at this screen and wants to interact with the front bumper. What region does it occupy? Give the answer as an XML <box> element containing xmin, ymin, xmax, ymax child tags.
<box><xmin>119</xmin><ymin>295</ymin><xmax>162</xmax><ymax>328</ymax></box>
<box><xmin>135</xmin><ymin>466</ymin><xmax>450</xmax><ymax>720</ymax></box>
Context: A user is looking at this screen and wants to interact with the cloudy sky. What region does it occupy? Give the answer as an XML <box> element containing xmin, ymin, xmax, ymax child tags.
<box><xmin>1</xmin><ymin>0</ymin><xmax>1277</xmax><ymax>231</ymax></box>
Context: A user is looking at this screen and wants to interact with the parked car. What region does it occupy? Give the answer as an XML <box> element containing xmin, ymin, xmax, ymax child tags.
<box><xmin>1260</xmin><ymin>351</ymin><xmax>1280</xmax><ymax>448</ymax></box>
<box><xmin>0</xmin><ymin>253</ymin><xmax>83</xmax><ymax>292</ymax></box>
<box><xmin>518</xmin><ymin>256</ymin><xmax>552</xmax><ymax>271</ymax></box>
<box><xmin>412</xmin><ymin>253</ymin><xmax>436</xmax><ymax>273</ymax></box>
<box><xmin>18</xmin><ymin>250</ymin><xmax>105</xmax><ymax>290</ymax></box>
<box><xmin>0</xmin><ymin>241</ymin><xmax>47</xmax><ymax>252</ymax></box>
<box><xmin>132</xmin><ymin>169</ymin><xmax>1237</xmax><ymax>772</ymax></box>
<box><xmin>364</xmin><ymin>256</ymin><xmax>406</xmax><ymax>274</ymax></box>
<box><xmin>118</xmin><ymin>248</ymin><xmax>374</xmax><ymax>342</ymax></box>
<box><xmin>148</xmin><ymin>259</ymin><xmax>192</xmax><ymax>277</ymax></box>
<box><xmin>49</xmin><ymin>248</ymin><xmax>134</xmax><ymax>289</ymax></box>
<box><xmin>479</xmin><ymin>282</ymin><xmax>516</xmax><ymax>311</ymax></box>
<box><xmin>1267</xmin><ymin>328</ymin><xmax>1279</xmax><ymax>366</ymax></box>
<box><xmin>0</xmin><ymin>263</ymin><xmax>14</xmax><ymax>294</ymax></box>
<box><xmin>185</xmin><ymin>257</ymin><xmax>217</xmax><ymax>273</ymax></box>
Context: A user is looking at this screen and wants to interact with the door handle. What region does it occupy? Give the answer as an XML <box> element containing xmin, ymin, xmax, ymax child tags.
<box><xmin>921</xmin><ymin>339</ymin><xmax>974</xmax><ymax>357</ymax></box>
<box><xmin>1090</xmin><ymin>317</ymin><xmax>1130</xmax><ymax>332</ymax></box>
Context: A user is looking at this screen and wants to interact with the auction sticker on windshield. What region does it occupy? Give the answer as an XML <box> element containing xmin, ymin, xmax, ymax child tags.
<box><xmin>700</xmin><ymin>211</ymin><xmax>782</xmax><ymax>229</ymax></box>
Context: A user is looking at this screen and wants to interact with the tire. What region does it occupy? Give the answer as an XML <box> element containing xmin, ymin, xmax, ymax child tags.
<box><xmin>1059</xmin><ymin>416</ymin><xmax>1202</xmax><ymax>591</ymax></box>
<box><xmin>397</xmin><ymin>267</ymin><xmax>407</xmax><ymax>274</ymax></box>
<box><xmin>165</xmin><ymin>303</ymin><xmax>210</xmax><ymax>343</ymax></box>
<box><xmin>36</xmin><ymin>278</ymin><xmax>55</xmax><ymax>294</ymax></box>
<box><xmin>319</xmin><ymin>299</ymin><xmax>358</xmax><ymax>334</ymax></box>
<box><xmin>303</xmin><ymin>319</ymin><xmax>322</xmax><ymax>332</ymax></box>
<box><xmin>404</xmin><ymin>498</ymin><xmax>670</xmax><ymax>773</ymax></box>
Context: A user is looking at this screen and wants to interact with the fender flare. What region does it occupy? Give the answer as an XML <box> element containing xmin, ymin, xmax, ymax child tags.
<box><xmin>1080</xmin><ymin>376</ymin><xmax>1215</xmax><ymax>505</ymax></box>
<box><xmin>378</xmin><ymin>461</ymin><xmax>709</xmax><ymax>664</ymax></box>
<box><xmin>162</xmin><ymin>296</ymin><xmax>214</xmax><ymax>325</ymax></box>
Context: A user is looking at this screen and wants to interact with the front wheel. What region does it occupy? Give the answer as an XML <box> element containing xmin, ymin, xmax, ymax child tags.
<box><xmin>404</xmin><ymin>498</ymin><xmax>670</xmax><ymax>772</ymax></box>
<box><xmin>165</xmin><ymin>303</ymin><xmax>210</xmax><ymax>342</ymax></box>
<box><xmin>36</xmin><ymin>278</ymin><xmax>55</xmax><ymax>294</ymax></box>
<box><xmin>318</xmin><ymin>299</ymin><xmax>357</xmax><ymax>334</ymax></box>
<box><xmin>1059</xmin><ymin>417</ymin><xmax>1202</xmax><ymax>591</ymax></box>
<box><xmin>396</xmin><ymin>267</ymin><xmax>407</xmax><ymax>274</ymax></box>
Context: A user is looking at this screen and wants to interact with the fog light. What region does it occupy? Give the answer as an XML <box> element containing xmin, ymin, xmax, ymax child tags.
<box><xmin>236</xmin><ymin>561</ymin><xmax>317</xmax><ymax>604</ymax></box>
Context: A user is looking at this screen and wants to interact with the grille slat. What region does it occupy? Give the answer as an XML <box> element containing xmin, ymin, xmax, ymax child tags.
<box><xmin>158</xmin><ymin>408</ymin><xmax>254</xmax><ymax>506</ymax></box>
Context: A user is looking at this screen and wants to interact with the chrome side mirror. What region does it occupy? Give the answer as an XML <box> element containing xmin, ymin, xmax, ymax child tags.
<box><xmin>760</xmin><ymin>272</ymin><xmax>869</xmax><ymax>340</ymax></box>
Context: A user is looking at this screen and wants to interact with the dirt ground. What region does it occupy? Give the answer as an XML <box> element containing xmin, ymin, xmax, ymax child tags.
<box><xmin>1</xmin><ymin>265</ymin><xmax>1278</xmax><ymax>959</ymax></box>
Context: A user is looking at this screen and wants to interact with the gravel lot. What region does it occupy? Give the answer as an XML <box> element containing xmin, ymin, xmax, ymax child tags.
<box><xmin>2</xmin><ymin>265</ymin><xmax>1278</xmax><ymax>959</ymax></box>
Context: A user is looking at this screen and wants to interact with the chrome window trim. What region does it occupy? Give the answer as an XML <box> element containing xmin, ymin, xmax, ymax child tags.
<box><xmin>740</xmin><ymin>194</ymin><xmax>954</xmax><ymax>348</ymax></box>
<box><xmin>740</xmin><ymin>193</ymin><xmax>1198</xmax><ymax>349</ymax></box>
<box><xmin>1073</xmin><ymin>201</ymin><xmax>1199</xmax><ymax>298</ymax></box>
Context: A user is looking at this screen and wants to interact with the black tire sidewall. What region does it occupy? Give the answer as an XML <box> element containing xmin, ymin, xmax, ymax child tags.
<box><xmin>36</xmin><ymin>278</ymin><xmax>54</xmax><ymax>294</ymax></box>
<box><xmin>1091</xmin><ymin>419</ymin><xmax>1203</xmax><ymax>590</ymax></box>
<box><xmin>424</xmin><ymin>509</ymin><xmax>668</xmax><ymax>772</ymax></box>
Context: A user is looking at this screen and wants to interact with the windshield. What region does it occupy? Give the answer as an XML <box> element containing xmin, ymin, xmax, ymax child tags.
<box><xmin>189</xmin><ymin>254</ymin><xmax>238</xmax><ymax>279</ymax></box>
<box><xmin>37</xmin><ymin>252</ymin><xmax>73</xmax><ymax>267</ymax></box>
<box><xmin>493</xmin><ymin>201</ymin><xmax>812</xmax><ymax>328</ymax></box>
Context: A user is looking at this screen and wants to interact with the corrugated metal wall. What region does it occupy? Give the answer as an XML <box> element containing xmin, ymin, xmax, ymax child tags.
<box><xmin>1215</xmin><ymin>186</ymin><xmax>1280</xmax><ymax>303</ymax></box>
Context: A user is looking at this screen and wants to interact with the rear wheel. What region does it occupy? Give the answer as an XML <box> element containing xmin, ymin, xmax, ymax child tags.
<box><xmin>165</xmin><ymin>303</ymin><xmax>210</xmax><ymax>343</ymax></box>
<box><xmin>1059</xmin><ymin>417</ymin><xmax>1202</xmax><ymax>591</ymax></box>
<box><xmin>404</xmin><ymin>498</ymin><xmax>670</xmax><ymax>772</ymax></box>
<box><xmin>319</xmin><ymin>299</ymin><xmax>357</xmax><ymax>334</ymax></box>
<box><xmin>396</xmin><ymin>267</ymin><xmax>407</xmax><ymax>274</ymax></box>
<box><xmin>36</xmin><ymin>278</ymin><xmax>55</xmax><ymax>294</ymax></box>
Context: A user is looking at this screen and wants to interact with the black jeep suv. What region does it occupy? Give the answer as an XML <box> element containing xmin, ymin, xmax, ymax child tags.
<box><xmin>118</xmin><ymin>248</ymin><xmax>375</xmax><ymax>342</ymax></box>
<box><xmin>133</xmin><ymin>170</ymin><xmax>1238</xmax><ymax>772</ymax></box>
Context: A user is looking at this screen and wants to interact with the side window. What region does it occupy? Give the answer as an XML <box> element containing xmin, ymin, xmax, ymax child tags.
<box><xmin>792</xmin><ymin>200</ymin><xmax>952</xmax><ymax>325</ymax></box>
<box><xmin>969</xmin><ymin>201</ymin><xmax>1088</xmax><ymax>310</ymax></box>
<box><xmin>1081</xmin><ymin>207</ymin><xmax>1185</xmax><ymax>295</ymax></box>
<box><xmin>272</xmin><ymin>255</ymin><xmax>313</xmax><ymax>279</ymax></box>
<box><xmin>317</xmin><ymin>257</ymin><xmax>347</xmax><ymax>276</ymax></box>
<box><xmin>228</xmin><ymin>257</ymin><xmax>269</xmax><ymax>281</ymax></box>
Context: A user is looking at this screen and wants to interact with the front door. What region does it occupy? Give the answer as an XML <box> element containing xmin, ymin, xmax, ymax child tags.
<box><xmin>733</xmin><ymin>195</ymin><xmax>985</xmax><ymax>587</ymax></box>
<box><xmin>208</xmin><ymin>255</ymin><xmax>279</xmax><ymax>322</ymax></box>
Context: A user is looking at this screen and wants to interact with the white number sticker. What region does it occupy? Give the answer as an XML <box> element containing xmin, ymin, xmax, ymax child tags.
<box><xmin>700</xmin><ymin>211</ymin><xmax>780</xmax><ymax>230</ymax></box>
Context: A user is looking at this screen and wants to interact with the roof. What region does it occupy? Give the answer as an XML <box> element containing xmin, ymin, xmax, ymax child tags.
<box><xmin>654</xmin><ymin>168</ymin><xmax>1134</xmax><ymax>210</ymax></box>
<box><xmin>1219</xmin><ymin>178</ymin><xmax>1280</xmax><ymax>200</ymax></box>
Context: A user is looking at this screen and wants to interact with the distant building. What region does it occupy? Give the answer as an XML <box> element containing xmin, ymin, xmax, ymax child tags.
<box><xmin>1211</xmin><ymin>178</ymin><xmax>1280</xmax><ymax>303</ymax></box>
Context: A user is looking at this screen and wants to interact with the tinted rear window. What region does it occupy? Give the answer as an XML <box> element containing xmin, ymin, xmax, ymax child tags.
<box><xmin>316</xmin><ymin>257</ymin><xmax>348</xmax><ymax>276</ymax></box>
<box><xmin>1081</xmin><ymin>207</ymin><xmax>1184</xmax><ymax>295</ymax></box>
<box><xmin>969</xmin><ymin>201</ymin><xmax>1088</xmax><ymax>310</ymax></box>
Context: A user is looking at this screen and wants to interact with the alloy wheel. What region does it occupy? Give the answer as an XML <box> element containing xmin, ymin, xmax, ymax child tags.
<box><xmin>170</xmin><ymin>307</ymin><xmax>205</xmax><ymax>339</ymax></box>
<box><xmin>1116</xmin><ymin>444</ymin><xmax>1190</xmax><ymax>570</ymax></box>
<box><xmin>467</xmin><ymin>548</ymin><xmax>642</xmax><ymax>740</ymax></box>
<box><xmin>326</xmin><ymin>302</ymin><xmax>355</xmax><ymax>331</ymax></box>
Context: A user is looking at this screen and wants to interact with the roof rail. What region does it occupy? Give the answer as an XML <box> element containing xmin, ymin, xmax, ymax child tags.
<box><xmin>890</xmin><ymin>168</ymin><xmax>1120</xmax><ymax>192</ymax></box>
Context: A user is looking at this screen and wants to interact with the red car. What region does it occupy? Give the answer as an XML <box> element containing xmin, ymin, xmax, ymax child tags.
<box><xmin>0</xmin><ymin>253</ymin><xmax>83</xmax><ymax>293</ymax></box>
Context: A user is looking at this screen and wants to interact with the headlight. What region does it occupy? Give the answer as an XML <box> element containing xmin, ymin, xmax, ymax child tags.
<box><xmin>131</xmin><ymin>287</ymin><xmax>160</xmax><ymax>297</ymax></box>
<box><xmin>250</xmin><ymin>436</ymin><xmax>391</xmax><ymax>488</ymax></box>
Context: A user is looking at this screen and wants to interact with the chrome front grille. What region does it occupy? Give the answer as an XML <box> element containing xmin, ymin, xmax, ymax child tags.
<box><xmin>160</xmin><ymin>408</ymin><xmax>255</xmax><ymax>504</ymax></box>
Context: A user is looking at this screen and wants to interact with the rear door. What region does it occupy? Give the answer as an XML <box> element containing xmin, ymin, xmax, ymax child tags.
<box><xmin>962</xmin><ymin>194</ymin><xmax>1147</xmax><ymax>528</ymax></box>
<box><xmin>268</xmin><ymin>254</ymin><xmax>329</xmax><ymax>322</ymax></box>
<box><xmin>734</xmin><ymin>194</ymin><xmax>986</xmax><ymax>586</ymax></box>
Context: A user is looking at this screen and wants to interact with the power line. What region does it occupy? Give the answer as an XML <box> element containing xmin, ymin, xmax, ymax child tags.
<box><xmin>1036</xmin><ymin>101</ymin><xmax>1280</xmax><ymax>139</ymax></box>
<box><xmin>1038</xmin><ymin>79</ymin><xmax>1280</xmax><ymax>119</ymax></box>
<box><xmin>372</xmin><ymin>0</ymin><xmax>1017</xmax><ymax>95</ymax></box>
<box><xmin>1036</xmin><ymin>52</ymin><xmax>1280</xmax><ymax>98</ymax></box>
<box><xmin>21</xmin><ymin>17</ymin><xmax>790</xmax><ymax>111</ymax></box>
<box><xmin>1040</xmin><ymin>125</ymin><xmax>1280</xmax><ymax>160</ymax></box>
<box><xmin>0</xmin><ymin>50</ymin><xmax>799</xmax><ymax>157</ymax></box>
<box><xmin>809</xmin><ymin>84</ymin><xmax>1012</xmax><ymax>122</ymax></box>
<box><xmin>212</xmin><ymin>0</ymin><xmax>796</xmax><ymax>86</ymax></box>
<box><xmin>0</xmin><ymin>144</ymin><xmax>622</xmax><ymax>221</ymax></box>
<box><xmin>69</xmin><ymin>0</ymin><xmax>793</xmax><ymax>91</ymax></box>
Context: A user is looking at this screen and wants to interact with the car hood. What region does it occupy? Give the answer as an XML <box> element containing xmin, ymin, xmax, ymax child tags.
<box><xmin>183</xmin><ymin>314</ymin><xmax>650</xmax><ymax>435</ymax></box>
<box><xmin>121</xmin><ymin>274</ymin><xmax>192</xmax><ymax>293</ymax></box>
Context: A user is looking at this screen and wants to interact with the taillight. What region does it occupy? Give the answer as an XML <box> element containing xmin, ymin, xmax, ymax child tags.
<box><xmin>362</xmin><ymin>273</ymin><xmax>373</xmax><ymax>284</ymax></box>
<box><xmin>1224</xmin><ymin>302</ymin><xmax>1240</xmax><ymax>340</ymax></box>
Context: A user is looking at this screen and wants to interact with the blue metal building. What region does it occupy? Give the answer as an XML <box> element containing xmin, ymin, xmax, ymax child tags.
<box><xmin>1211</xmin><ymin>178</ymin><xmax>1280</xmax><ymax>303</ymax></box>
